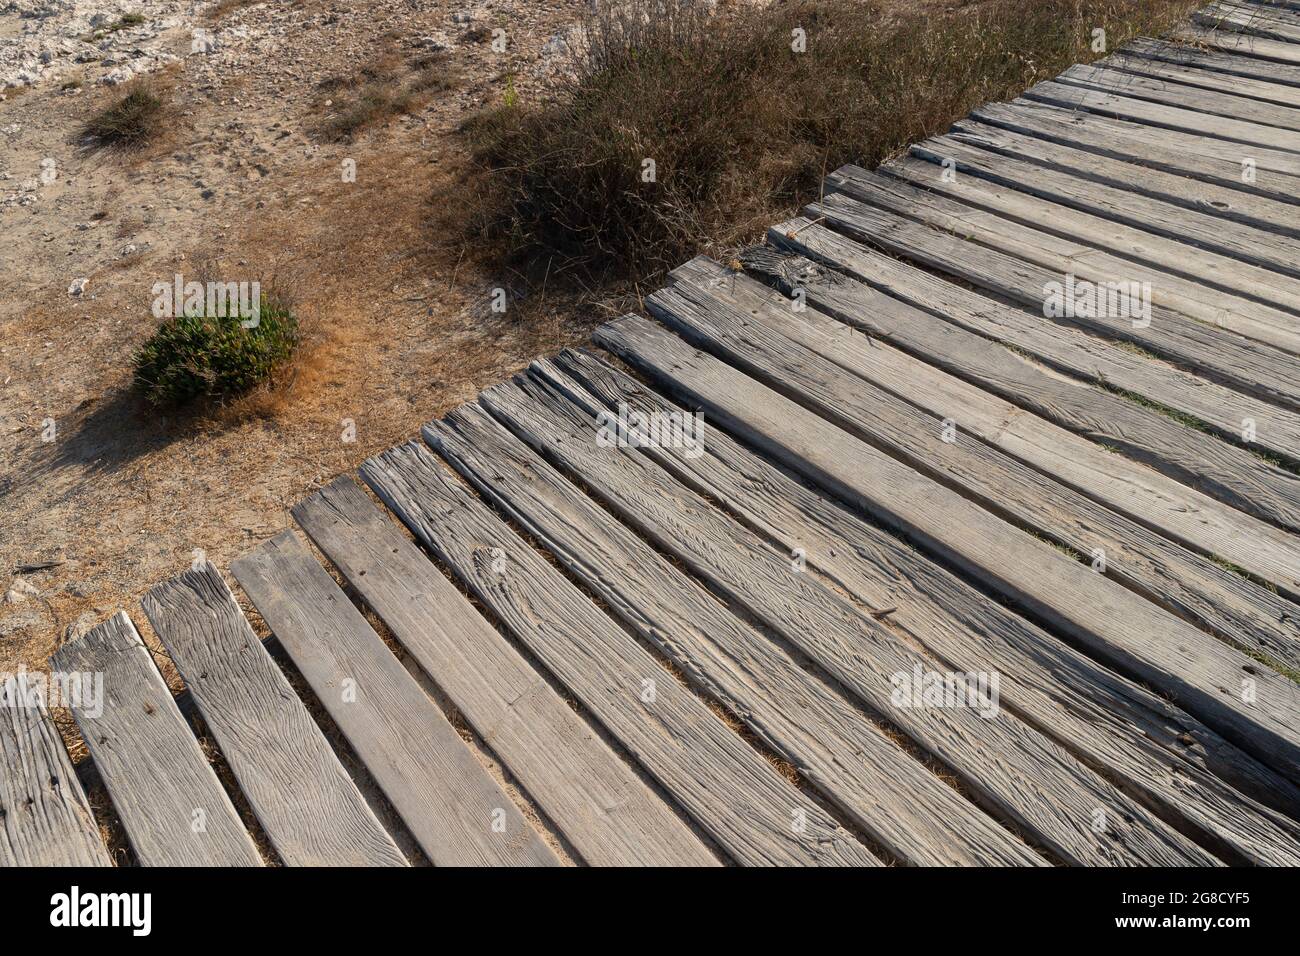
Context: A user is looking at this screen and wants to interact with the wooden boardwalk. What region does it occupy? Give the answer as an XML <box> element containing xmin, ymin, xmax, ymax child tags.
<box><xmin>7</xmin><ymin>3</ymin><xmax>1300</xmax><ymax>866</ymax></box>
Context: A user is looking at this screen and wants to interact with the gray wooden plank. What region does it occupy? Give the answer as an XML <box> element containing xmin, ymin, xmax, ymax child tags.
<box><xmin>140</xmin><ymin>563</ymin><xmax>407</xmax><ymax>867</ymax></box>
<box><xmin>809</xmin><ymin>182</ymin><xmax>1300</xmax><ymax>412</ymax></box>
<box><xmin>1175</xmin><ymin>23</ymin><xmax>1300</xmax><ymax>64</ymax></box>
<box><xmin>745</xmin><ymin>238</ymin><xmax>1300</xmax><ymax>538</ymax></box>
<box><xmin>883</xmin><ymin>152</ymin><xmax>1300</xmax><ymax>356</ymax></box>
<box><xmin>770</xmin><ymin>210</ymin><xmax>1300</xmax><ymax>469</ymax></box>
<box><xmin>594</xmin><ymin>314</ymin><xmax>1300</xmax><ymax>783</ymax></box>
<box><xmin>948</xmin><ymin>117</ymin><xmax>1300</xmax><ymax>238</ymax></box>
<box><xmin>543</xmin><ymin>347</ymin><xmax>1300</xmax><ymax>865</ymax></box>
<box><xmin>1026</xmin><ymin>77</ymin><xmax>1300</xmax><ymax>150</ymax></box>
<box><xmin>429</xmin><ymin>398</ymin><xmax>1044</xmax><ymax>866</ymax></box>
<box><xmin>897</xmin><ymin>141</ymin><xmax>1300</xmax><ymax>334</ymax></box>
<box><xmin>464</xmin><ymin>377</ymin><xmax>1216</xmax><ymax>865</ymax></box>
<box><xmin>1111</xmin><ymin>41</ymin><xmax>1300</xmax><ymax>104</ymax></box>
<box><xmin>359</xmin><ymin>442</ymin><xmax>881</xmax><ymax>867</ymax></box>
<box><xmin>283</xmin><ymin>481</ymin><xmax>718</xmax><ymax>867</ymax></box>
<box><xmin>972</xmin><ymin>97</ymin><xmax>1300</xmax><ymax>196</ymax></box>
<box><xmin>1058</xmin><ymin>63</ymin><xmax>1300</xmax><ymax>132</ymax></box>
<box><xmin>229</xmin><ymin>531</ymin><xmax>559</xmax><ymax>867</ymax></box>
<box><xmin>48</xmin><ymin>612</ymin><xmax>262</xmax><ymax>866</ymax></box>
<box><xmin>838</xmin><ymin>160</ymin><xmax>1300</xmax><ymax>379</ymax></box>
<box><xmin>1194</xmin><ymin>3</ymin><xmax>1300</xmax><ymax>43</ymax></box>
<box><xmin>660</xmin><ymin>261</ymin><xmax>1300</xmax><ymax>665</ymax></box>
<box><xmin>0</xmin><ymin>674</ymin><xmax>111</xmax><ymax>867</ymax></box>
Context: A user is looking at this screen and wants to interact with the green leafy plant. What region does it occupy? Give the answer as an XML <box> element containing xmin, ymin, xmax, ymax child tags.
<box><xmin>133</xmin><ymin>296</ymin><xmax>299</xmax><ymax>406</ymax></box>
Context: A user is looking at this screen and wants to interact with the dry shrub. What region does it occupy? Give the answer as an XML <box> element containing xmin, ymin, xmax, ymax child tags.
<box><xmin>458</xmin><ymin>0</ymin><xmax>1203</xmax><ymax>288</ymax></box>
<box><xmin>81</xmin><ymin>80</ymin><xmax>166</xmax><ymax>148</ymax></box>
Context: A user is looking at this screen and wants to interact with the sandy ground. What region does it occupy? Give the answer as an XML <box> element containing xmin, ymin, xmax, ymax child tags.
<box><xmin>0</xmin><ymin>0</ymin><xmax>601</xmax><ymax>674</ymax></box>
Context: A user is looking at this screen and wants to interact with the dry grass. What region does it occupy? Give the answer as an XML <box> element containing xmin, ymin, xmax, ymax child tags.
<box><xmin>456</xmin><ymin>0</ymin><xmax>1204</xmax><ymax>294</ymax></box>
<box><xmin>80</xmin><ymin>80</ymin><xmax>167</xmax><ymax>149</ymax></box>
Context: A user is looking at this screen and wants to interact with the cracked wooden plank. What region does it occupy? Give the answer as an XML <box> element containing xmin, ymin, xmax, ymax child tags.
<box><xmin>360</xmin><ymin>442</ymin><xmax>881</xmax><ymax>867</ymax></box>
<box><xmin>543</xmin><ymin>347</ymin><xmax>1300</xmax><ymax>865</ymax></box>
<box><xmin>141</xmin><ymin>563</ymin><xmax>407</xmax><ymax>867</ymax></box>
<box><xmin>284</xmin><ymin>479</ymin><xmax>717</xmax><ymax>867</ymax></box>
<box><xmin>230</xmin><ymin>531</ymin><xmax>559</xmax><ymax>867</ymax></box>
<box><xmin>593</xmin><ymin>314</ymin><xmax>1300</xmax><ymax>782</ymax></box>
<box><xmin>49</xmin><ymin>612</ymin><xmax>262</xmax><ymax>867</ymax></box>
<box><xmin>0</xmin><ymin>674</ymin><xmax>110</xmax><ymax>867</ymax></box>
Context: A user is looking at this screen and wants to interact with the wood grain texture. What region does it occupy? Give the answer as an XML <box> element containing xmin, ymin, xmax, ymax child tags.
<box><xmin>948</xmin><ymin>117</ymin><xmax>1300</xmax><ymax>238</ymax></box>
<box><xmin>0</xmin><ymin>675</ymin><xmax>110</xmax><ymax>867</ymax></box>
<box><xmin>1121</xmin><ymin>35</ymin><xmax>1300</xmax><ymax>90</ymax></box>
<box><xmin>1193</xmin><ymin>3</ymin><xmax>1300</xmax><ymax>44</ymax></box>
<box><xmin>360</xmin><ymin>442</ymin><xmax>881</xmax><ymax>867</ymax></box>
<box><xmin>285</xmin><ymin>479</ymin><xmax>717</xmax><ymax>867</ymax></box>
<box><xmin>755</xmin><ymin>224</ymin><xmax>1300</xmax><ymax>673</ymax></box>
<box><xmin>1108</xmin><ymin>44</ymin><xmax>1300</xmax><ymax>107</ymax></box>
<box><xmin>141</xmin><ymin>563</ymin><xmax>407</xmax><ymax>867</ymax></box>
<box><xmin>1176</xmin><ymin>22</ymin><xmax>1300</xmax><ymax>62</ymax></box>
<box><xmin>466</xmin><ymin>376</ymin><xmax>1215</xmax><ymax>865</ymax></box>
<box><xmin>971</xmin><ymin>97</ymin><xmax>1300</xmax><ymax>199</ymax></box>
<box><xmin>657</xmin><ymin>256</ymin><xmax>1300</xmax><ymax>608</ymax></box>
<box><xmin>889</xmin><ymin>147</ymin><xmax>1300</xmax><ymax>345</ymax></box>
<box><xmin>544</xmin><ymin>347</ymin><xmax>1300</xmax><ymax>865</ymax></box>
<box><xmin>431</xmin><ymin>397</ymin><xmax>1044</xmax><ymax>866</ymax></box>
<box><xmin>751</xmin><ymin>236</ymin><xmax>1300</xmax><ymax>543</ymax></box>
<box><xmin>764</xmin><ymin>219</ymin><xmax>1300</xmax><ymax>520</ymax></box>
<box><xmin>593</xmin><ymin>315</ymin><xmax>1300</xmax><ymax>783</ymax></box>
<box><xmin>1058</xmin><ymin>62</ymin><xmax>1300</xmax><ymax>132</ymax></box>
<box><xmin>1026</xmin><ymin>77</ymin><xmax>1300</xmax><ymax>149</ymax></box>
<box><xmin>230</xmin><ymin>531</ymin><xmax>559</xmax><ymax>867</ymax></box>
<box><xmin>770</xmin><ymin>210</ymin><xmax>1300</xmax><ymax>465</ymax></box>
<box><xmin>810</xmin><ymin>181</ymin><xmax>1300</xmax><ymax>413</ymax></box>
<box><xmin>48</xmin><ymin>612</ymin><xmax>262</xmax><ymax>867</ymax></box>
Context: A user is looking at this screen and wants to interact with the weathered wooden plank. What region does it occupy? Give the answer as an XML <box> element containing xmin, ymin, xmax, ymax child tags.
<box><xmin>140</xmin><ymin>563</ymin><xmax>406</xmax><ymax>867</ymax></box>
<box><xmin>889</xmin><ymin>149</ymin><xmax>1300</xmax><ymax>356</ymax></box>
<box><xmin>844</xmin><ymin>158</ymin><xmax>1300</xmax><ymax>370</ymax></box>
<box><xmin>0</xmin><ymin>674</ymin><xmax>110</xmax><ymax>867</ymax></box>
<box><xmin>1026</xmin><ymin>78</ymin><xmax>1300</xmax><ymax>150</ymax></box>
<box><xmin>359</xmin><ymin>444</ymin><xmax>879</xmax><ymax>867</ymax></box>
<box><xmin>810</xmin><ymin>182</ymin><xmax>1300</xmax><ymax>411</ymax></box>
<box><xmin>1182</xmin><ymin>22</ymin><xmax>1300</xmax><ymax>63</ymax></box>
<box><xmin>948</xmin><ymin>117</ymin><xmax>1300</xmax><ymax>238</ymax></box>
<box><xmin>594</xmin><ymin>314</ymin><xmax>1300</xmax><ymax>782</ymax></box>
<box><xmin>972</xmin><ymin>98</ymin><xmax>1300</xmax><ymax>197</ymax></box>
<box><xmin>1058</xmin><ymin>63</ymin><xmax>1300</xmax><ymax>132</ymax></box>
<box><xmin>466</xmin><ymin>377</ymin><xmax>1216</xmax><ymax>865</ymax></box>
<box><xmin>898</xmin><ymin>141</ymin><xmax>1300</xmax><ymax>332</ymax></box>
<box><xmin>768</xmin><ymin>214</ymin><xmax>1300</xmax><ymax>470</ymax></box>
<box><xmin>731</xmin><ymin>241</ymin><xmax>1300</xmax><ymax>671</ymax></box>
<box><xmin>48</xmin><ymin>612</ymin><xmax>262</xmax><ymax>866</ymax></box>
<box><xmin>284</xmin><ymin>480</ymin><xmax>717</xmax><ymax>867</ymax></box>
<box><xmin>544</xmin><ymin>347</ymin><xmax>1300</xmax><ymax>865</ymax></box>
<box><xmin>429</xmin><ymin>399</ymin><xmax>1044</xmax><ymax>866</ymax></box>
<box><xmin>229</xmin><ymin>531</ymin><xmax>559</xmax><ymax>867</ymax></box>
<box><xmin>1111</xmin><ymin>41</ymin><xmax>1300</xmax><ymax>105</ymax></box>
<box><xmin>745</xmin><ymin>239</ymin><xmax>1300</xmax><ymax>539</ymax></box>
<box><xmin>653</xmin><ymin>263</ymin><xmax>1300</xmax><ymax>670</ymax></box>
<box><xmin>1194</xmin><ymin>3</ymin><xmax>1300</xmax><ymax>44</ymax></box>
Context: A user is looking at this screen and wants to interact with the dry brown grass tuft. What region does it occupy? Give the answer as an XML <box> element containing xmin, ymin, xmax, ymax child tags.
<box><xmin>455</xmin><ymin>0</ymin><xmax>1204</xmax><ymax>293</ymax></box>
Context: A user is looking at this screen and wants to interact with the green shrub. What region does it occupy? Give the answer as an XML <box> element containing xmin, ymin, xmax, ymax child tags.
<box><xmin>133</xmin><ymin>297</ymin><xmax>299</xmax><ymax>406</ymax></box>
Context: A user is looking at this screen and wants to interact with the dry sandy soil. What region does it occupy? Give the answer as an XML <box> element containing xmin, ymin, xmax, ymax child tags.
<box><xmin>1</xmin><ymin>0</ymin><xmax>606</xmax><ymax>674</ymax></box>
